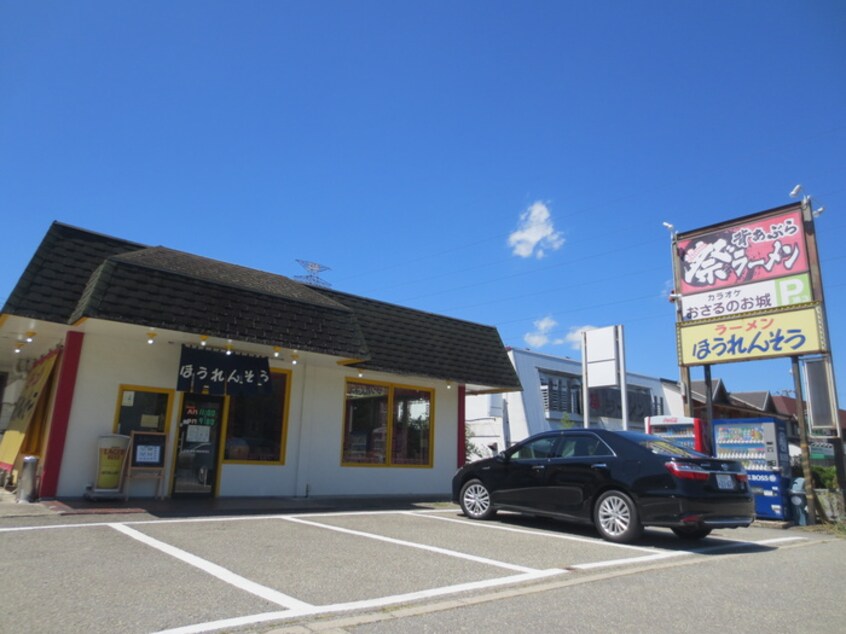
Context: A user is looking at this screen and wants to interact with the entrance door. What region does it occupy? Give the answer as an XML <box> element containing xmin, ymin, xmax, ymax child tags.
<box><xmin>172</xmin><ymin>394</ymin><xmax>224</xmax><ymax>497</ymax></box>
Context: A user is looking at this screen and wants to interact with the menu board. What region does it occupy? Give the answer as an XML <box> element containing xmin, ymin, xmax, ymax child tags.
<box><xmin>129</xmin><ymin>431</ymin><xmax>167</xmax><ymax>469</ymax></box>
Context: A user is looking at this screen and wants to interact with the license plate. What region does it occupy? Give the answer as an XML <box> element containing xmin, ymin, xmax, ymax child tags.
<box><xmin>716</xmin><ymin>473</ymin><xmax>734</xmax><ymax>490</ymax></box>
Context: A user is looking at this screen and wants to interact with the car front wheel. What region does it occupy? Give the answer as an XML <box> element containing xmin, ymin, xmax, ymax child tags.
<box><xmin>459</xmin><ymin>479</ymin><xmax>496</xmax><ymax>520</ymax></box>
<box><xmin>593</xmin><ymin>490</ymin><xmax>642</xmax><ymax>543</ymax></box>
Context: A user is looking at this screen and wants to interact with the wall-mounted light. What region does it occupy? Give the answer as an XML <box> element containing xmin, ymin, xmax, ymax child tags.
<box><xmin>14</xmin><ymin>342</ymin><xmax>25</xmax><ymax>354</ymax></box>
<box><xmin>357</xmin><ymin>370</ymin><xmax>364</xmax><ymax>378</ymax></box>
<box><xmin>200</xmin><ymin>335</ymin><xmax>209</xmax><ymax>347</ymax></box>
<box><xmin>225</xmin><ymin>342</ymin><xmax>233</xmax><ymax>356</ymax></box>
<box><xmin>446</xmin><ymin>382</ymin><xmax>452</xmax><ymax>390</ymax></box>
<box><xmin>147</xmin><ymin>332</ymin><xmax>157</xmax><ymax>344</ymax></box>
<box><xmin>273</xmin><ymin>346</ymin><xmax>282</xmax><ymax>359</ymax></box>
<box><xmin>25</xmin><ymin>331</ymin><xmax>36</xmax><ymax>343</ymax></box>
<box><xmin>291</xmin><ymin>352</ymin><xmax>299</xmax><ymax>366</ymax></box>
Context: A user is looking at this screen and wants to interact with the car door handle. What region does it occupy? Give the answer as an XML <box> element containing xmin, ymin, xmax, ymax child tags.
<box><xmin>591</xmin><ymin>463</ymin><xmax>608</xmax><ymax>470</ymax></box>
<box><xmin>532</xmin><ymin>465</ymin><xmax>546</xmax><ymax>471</ymax></box>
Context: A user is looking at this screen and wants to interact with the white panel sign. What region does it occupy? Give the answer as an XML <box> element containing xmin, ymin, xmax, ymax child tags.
<box><xmin>584</xmin><ymin>326</ymin><xmax>619</xmax><ymax>388</ymax></box>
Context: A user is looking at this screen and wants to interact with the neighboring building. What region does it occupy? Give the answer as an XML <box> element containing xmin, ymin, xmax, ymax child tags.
<box><xmin>689</xmin><ymin>380</ymin><xmax>781</xmax><ymax>421</ymax></box>
<box><xmin>0</xmin><ymin>222</ymin><xmax>520</xmax><ymax>500</ymax></box>
<box><xmin>684</xmin><ymin>382</ymin><xmax>845</xmax><ymax>446</ymax></box>
<box><xmin>465</xmin><ymin>347</ymin><xmax>681</xmax><ymax>456</ymax></box>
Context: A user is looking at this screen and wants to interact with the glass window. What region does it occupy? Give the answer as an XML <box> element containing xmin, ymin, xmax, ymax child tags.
<box><xmin>224</xmin><ymin>371</ymin><xmax>289</xmax><ymax>463</ymax></box>
<box><xmin>114</xmin><ymin>386</ymin><xmax>173</xmax><ymax>436</ymax></box>
<box><xmin>342</xmin><ymin>381</ymin><xmax>433</xmax><ymax>467</ymax></box>
<box><xmin>555</xmin><ymin>434</ymin><xmax>614</xmax><ymax>458</ymax></box>
<box><xmin>392</xmin><ymin>388</ymin><xmax>431</xmax><ymax>465</ymax></box>
<box><xmin>343</xmin><ymin>382</ymin><xmax>389</xmax><ymax>464</ymax></box>
<box><xmin>513</xmin><ymin>436</ymin><xmax>556</xmax><ymax>460</ymax></box>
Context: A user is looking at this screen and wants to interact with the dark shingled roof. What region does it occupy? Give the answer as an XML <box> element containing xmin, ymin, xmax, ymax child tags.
<box><xmin>315</xmin><ymin>288</ymin><xmax>520</xmax><ymax>390</ymax></box>
<box><xmin>729</xmin><ymin>391</ymin><xmax>773</xmax><ymax>412</ymax></box>
<box><xmin>3</xmin><ymin>222</ymin><xmax>521</xmax><ymax>391</ymax></box>
<box><xmin>3</xmin><ymin>223</ymin><xmax>143</xmax><ymax>323</ymax></box>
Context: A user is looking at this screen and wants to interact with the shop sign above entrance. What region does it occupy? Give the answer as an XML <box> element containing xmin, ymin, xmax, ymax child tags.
<box><xmin>177</xmin><ymin>345</ymin><xmax>271</xmax><ymax>395</ymax></box>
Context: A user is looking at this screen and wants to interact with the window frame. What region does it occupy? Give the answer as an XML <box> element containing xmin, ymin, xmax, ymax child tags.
<box><xmin>341</xmin><ymin>378</ymin><xmax>435</xmax><ymax>468</ymax></box>
<box><xmin>221</xmin><ymin>368</ymin><xmax>291</xmax><ymax>466</ymax></box>
<box><xmin>112</xmin><ymin>385</ymin><xmax>174</xmax><ymax>437</ymax></box>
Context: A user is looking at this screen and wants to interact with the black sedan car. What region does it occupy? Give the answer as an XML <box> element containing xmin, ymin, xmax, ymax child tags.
<box><xmin>452</xmin><ymin>429</ymin><xmax>754</xmax><ymax>543</ymax></box>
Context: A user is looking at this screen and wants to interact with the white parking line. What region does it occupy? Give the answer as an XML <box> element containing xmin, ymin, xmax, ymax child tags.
<box><xmin>151</xmin><ymin>523</ymin><xmax>809</xmax><ymax>634</ymax></box>
<box><xmin>153</xmin><ymin>568</ymin><xmax>566</xmax><ymax>634</ymax></box>
<box><xmin>279</xmin><ymin>515</ymin><xmax>546</xmax><ymax>574</ymax></box>
<box><xmin>409</xmin><ymin>510</ymin><xmax>657</xmax><ymax>553</ymax></box>
<box><xmin>4</xmin><ymin>511</ymin><xmax>814</xmax><ymax>634</ymax></box>
<box><xmin>109</xmin><ymin>523</ymin><xmax>313</xmax><ymax>611</ymax></box>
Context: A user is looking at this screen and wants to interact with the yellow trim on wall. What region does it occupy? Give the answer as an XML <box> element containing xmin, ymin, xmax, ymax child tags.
<box><xmin>336</xmin><ymin>358</ymin><xmax>369</xmax><ymax>366</ymax></box>
<box><xmin>0</xmin><ymin>314</ymin><xmax>8</xmax><ymax>328</ymax></box>
<box><xmin>112</xmin><ymin>385</ymin><xmax>175</xmax><ymax>436</ymax></box>
<box><xmin>340</xmin><ymin>377</ymin><xmax>435</xmax><ymax>469</ymax></box>
<box><xmin>112</xmin><ymin>385</ymin><xmax>175</xmax><ymax>495</ymax></box>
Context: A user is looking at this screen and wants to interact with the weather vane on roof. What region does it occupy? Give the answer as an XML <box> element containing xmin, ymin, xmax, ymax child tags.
<box><xmin>294</xmin><ymin>259</ymin><xmax>332</xmax><ymax>288</ymax></box>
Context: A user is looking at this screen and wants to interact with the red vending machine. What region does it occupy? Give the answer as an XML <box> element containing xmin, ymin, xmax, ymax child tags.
<box><xmin>645</xmin><ymin>416</ymin><xmax>713</xmax><ymax>455</ymax></box>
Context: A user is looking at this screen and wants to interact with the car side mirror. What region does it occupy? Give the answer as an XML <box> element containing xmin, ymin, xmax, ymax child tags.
<box><xmin>495</xmin><ymin>451</ymin><xmax>509</xmax><ymax>463</ymax></box>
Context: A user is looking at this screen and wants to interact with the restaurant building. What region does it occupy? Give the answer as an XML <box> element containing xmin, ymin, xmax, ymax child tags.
<box><xmin>0</xmin><ymin>222</ymin><xmax>520</xmax><ymax>500</ymax></box>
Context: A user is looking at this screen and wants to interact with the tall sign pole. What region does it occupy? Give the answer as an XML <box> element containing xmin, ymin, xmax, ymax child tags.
<box><xmin>800</xmin><ymin>195</ymin><xmax>842</xmax><ymax>439</ymax></box>
<box><xmin>792</xmin><ymin>355</ymin><xmax>817</xmax><ymax>524</ymax></box>
<box><xmin>618</xmin><ymin>325</ymin><xmax>629</xmax><ymax>430</ymax></box>
<box><xmin>666</xmin><ymin>222</ymin><xmax>693</xmax><ymax>417</ymax></box>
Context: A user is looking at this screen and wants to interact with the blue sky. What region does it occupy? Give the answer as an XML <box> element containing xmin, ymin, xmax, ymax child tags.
<box><xmin>2</xmin><ymin>1</ymin><xmax>845</xmax><ymax>404</ymax></box>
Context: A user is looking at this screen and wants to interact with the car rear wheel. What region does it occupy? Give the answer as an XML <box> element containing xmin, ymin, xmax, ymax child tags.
<box><xmin>459</xmin><ymin>479</ymin><xmax>496</xmax><ymax>520</ymax></box>
<box><xmin>671</xmin><ymin>526</ymin><xmax>713</xmax><ymax>540</ymax></box>
<box><xmin>593</xmin><ymin>490</ymin><xmax>642</xmax><ymax>543</ymax></box>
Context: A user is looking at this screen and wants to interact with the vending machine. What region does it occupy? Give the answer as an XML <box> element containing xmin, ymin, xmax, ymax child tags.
<box><xmin>712</xmin><ymin>418</ymin><xmax>791</xmax><ymax>520</ymax></box>
<box><xmin>645</xmin><ymin>416</ymin><xmax>713</xmax><ymax>455</ymax></box>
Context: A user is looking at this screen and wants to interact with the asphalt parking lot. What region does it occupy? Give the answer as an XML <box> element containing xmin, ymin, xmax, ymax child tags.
<box><xmin>3</xmin><ymin>498</ymin><xmax>841</xmax><ymax>634</ymax></box>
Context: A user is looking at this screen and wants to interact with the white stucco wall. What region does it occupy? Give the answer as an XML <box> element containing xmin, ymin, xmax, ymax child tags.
<box><xmin>58</xmin><ymin>333</ymin><xmax>182</xmax><ymax>497</ymax></box>
<box><xmin>56</xmin><ymin>329</ymin><xmax>459</xmax><ymax>498</ymax></box>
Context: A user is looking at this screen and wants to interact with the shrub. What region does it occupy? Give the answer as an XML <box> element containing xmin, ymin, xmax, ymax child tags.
<box><xmin>812</xmin><ymin>466</ymin><xmax>839</xmax><ymax>490</ymax></box>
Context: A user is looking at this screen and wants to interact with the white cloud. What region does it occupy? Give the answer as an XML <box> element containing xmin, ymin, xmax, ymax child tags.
<box><xmin>523</xmin><ymin>315</ymin><xmax>558</xmax><ymax>348</ymax></box>
<box><xmin>562</xmin><ymin>325</ymin><xmax>597</xmax><ymax>351</ymax></box>
<box><xmin>508</xmin><ymin>201</ymin><xmax>564</xmax><ymax>259</ymax></box>
<box><xmin>524</xmin><ymin>318</ymin><xmax>599</xmax><ymax>351</ymax></box>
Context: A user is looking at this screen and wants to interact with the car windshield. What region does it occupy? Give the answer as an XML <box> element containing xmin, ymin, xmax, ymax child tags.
<box><xmin>616</xmin><ymin>431</ymin><xmax>706</xmax><ymax>458</ymax></box>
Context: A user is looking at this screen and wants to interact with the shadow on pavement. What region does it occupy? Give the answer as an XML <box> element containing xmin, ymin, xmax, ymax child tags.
<box><xmin>30</xmin><ymin>494</ymin><xmax>454</xmax><ymax>520</ymax></box>
<box><xmin>461</xmin><ymin>511</ymin><xmax>780</xmax><ymax>554</ymax></box>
